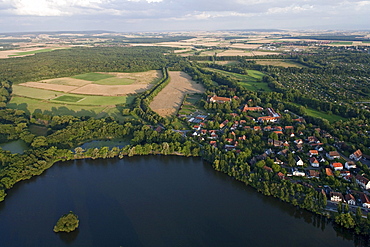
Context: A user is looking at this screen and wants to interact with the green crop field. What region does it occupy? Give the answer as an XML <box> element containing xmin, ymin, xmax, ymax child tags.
<box><xmin>12</xmin><ymin>85</ymin><xmax>64</xmax><ymax>99</ymax></box>
<box><xmin>93</xmin><ymin>77</ymin><xmax>135</xmax><ymax>85</ymax></box>
<box><xmin>330</xmin><ymin>42</ymin><xmax>353</xmax><ymax>45</ymax></box>
<box><xmin>8</xmin><ymin>48</ymin><xmax>60</xmax><ymax>57</ymax></box>
<box><xmin>204</xmin><ymin>68</ymin><xmax>271</xmax><ymax>92</ymax></box>
<box><xmin>72</xmin><ymin>73</ymin><xmax>115</xmax><ymax>81</ymax></box>
<box><xmin>53</xmin><ymin>95</ymin><xmax>85</xmax><ymax>102</ymax></box>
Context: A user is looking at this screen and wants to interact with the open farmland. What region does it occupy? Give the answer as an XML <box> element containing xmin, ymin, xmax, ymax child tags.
<box><xmin>0</xmin><ymin>46</ymin><xmax>68</xmax><ymax>58</ymax></box>
<box><xmin>150</xmin><ymin>71</ymin><xmax>205</xmax><ymax>117</ymax></box>
<box><xmin>8</xmin><ymin>71</ymin><xmax>159</xmax><ymax>119</ymax></box>
<box><xmin>250</xmin><ymin>59</ymin><xmax>305</xmax><ymax>68</ymax></box>
<box><xmin>16</xmin><ymin>70</ymin><xmax>161</xmax><ymax>96</ymax></box>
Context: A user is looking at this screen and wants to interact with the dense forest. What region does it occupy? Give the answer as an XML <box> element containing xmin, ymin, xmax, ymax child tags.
<box><xmin>0</xmin><ymin>46</ymin><xmax>182</xmax><ymax>84</ymax></box>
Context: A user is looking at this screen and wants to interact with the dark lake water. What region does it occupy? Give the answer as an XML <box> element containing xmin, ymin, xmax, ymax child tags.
<box><xmin>0</xmin><ymin>156</ymin><xmax>366</xmax><ymax>247</ymax></box>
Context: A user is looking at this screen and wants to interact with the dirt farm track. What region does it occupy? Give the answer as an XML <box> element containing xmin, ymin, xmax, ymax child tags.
<box><xmin>150</xmin><ymin>71</ymin><xmax>205</xmax><ymax>117</ymax></box>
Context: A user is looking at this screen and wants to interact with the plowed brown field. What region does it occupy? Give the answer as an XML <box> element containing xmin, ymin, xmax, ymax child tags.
<box><xmin>150</xmin><ymin>71</ymin><xmax>205</xmax><ymax>117</ymax></box>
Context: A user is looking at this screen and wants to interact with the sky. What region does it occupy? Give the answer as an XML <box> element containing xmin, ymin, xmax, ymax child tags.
<box><xmin>0</xmin><ymin>0</ymin><xmax>370</xmax><ymax>33</ymax></box>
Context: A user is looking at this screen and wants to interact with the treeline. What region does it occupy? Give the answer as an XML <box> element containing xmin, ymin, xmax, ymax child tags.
<box><xmin>0</xmin><ymin>46</ymin><xmax>183</xmax><ymax>84</ymax></box>
<box><xmin>0</xmin><ymin>80</ymin><xmax>12</xmax><ymax>108</ymax></box>
<box><xmin>131</xmin><ymin>68</ymin><xmax>170</xmax><ymax>125</ymax></box>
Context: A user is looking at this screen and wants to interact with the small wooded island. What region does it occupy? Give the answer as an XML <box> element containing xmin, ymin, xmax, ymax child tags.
<box><xmin>53</xmin><ymin>211</ymin><xmax>79</xmax><ymax>233</ymax></box>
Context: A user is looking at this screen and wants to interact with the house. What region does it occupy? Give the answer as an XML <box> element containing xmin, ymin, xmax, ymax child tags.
<box><xmin>253</xmin><ymin>126</ymin><xmax>262</xmax><ymax>131</ymax></box>
<box><xmin>359</xmin><ymin>193</ymin><xmax>370</xmax><ymax>208</ymax></box>
<box><xmin>355</xmin><ymin>174</ymin><xmax>370</xmax><ymax>190</ymax></box>
<box><xmin>326</xmin><ymin>168</ymin><xmax>334</xmax><ymax>176</ymax></box>
<box><xmin>317</xmin><ymin>155</ymin><xmax>326</xmax><ymax>163</ymax></box>
<box><xmin>278</xmin><ymin>149</ymin><xmax>289</xmax><ymax>156</ymax></box>
<box><xmin>309</xmin><ymin>157</ymin><xmax>320</xmax><ymax>167</ymax></box>
<box><xmin>267</xmin><ymin>108</ymin><xmax>280</xmax><ymax>118</ymax></box>
<box><xmin>340</xmin><ymin>171</ymin><xmax>350</xmax><ymax>177</ymax></box>
<box><xmin>274</xmin><ymin>158</ymin><xmax>284</xmax><ymax>165</ymax></box>
<box><xmin>242</xmin><ymin>105</ymin><xmax>263</xmax><ymax>112</ymax></box>
<box><xmin>308</xmin><ymin>170</ymin><xmax>320</xmax><ymax>179</ymax></box>
<box><xmin>307</xmin><ymin>136</ymin><xmax>320</xmax><ymax>143</ymax></box>
<box><xmin>331</xmin><ymin>162</ymin><xmax>343</xmax><ymax>171</ymax></box>
<box><xmin>294</xmin><ymin>139</ymin><xmax>303</xmax><ymax>145</ymax></box>
<box><xmin>309</xmin><ymin>150</ymin><xmax>319</xmax><ymax>157</ymax></box>
<box><xmin>326</xmin><ymin>151</ymin><xmax>340</xmax><ymax>160</ymax></box>
<box><xmin>209</xmin><ymin>95</ymin><xmax>231</xmax><ymax>103</ymax></box>
<box><xmin>277</xmin><ymin>172</ymin><xmax>285</xmax><ymax>180</ymax></box>
<box><xmin>209</xmin><ymin>141</ymin><xmax>217</xmax><ymax>147</ymax></box>
<box><xmin>257</xmin><ymin>116</ymin><xmax>279</xmax><ymax>123</ymax></box>
<box><xmin>345</xmin><ymin>194</ymin><xmax>356</xmax><ymax>205</ymax></box>
<box><xmin>350</xmin><ymin>149</ymin><xmax>363</xmax><ymax>161</ymax></box>
<box><xmin>295</xmin><ymin>156</ymin><xmax>304</xmax><ymax>166</ymax></box>
<box><xmin>330</xmin><ymin>192</ymin><xmax>344</xmax><ymax>202</ymax></box>
<box><xmin>293</xmin><ymin>169</ymin><xmax>305</xmax><ymax>177</ymax></box>
<box><xmin>345</xmin><ymin>161</ymin><xmax>357</xmax><ymax>169</ymax></box>
<box><xmin>264</xmin><ymin>126</ymin><xmax>273</xmax><ymax>131</ymax></box>
<box><xmin>263</xmin><ymin>166</ymin><xmax>273</xmax><ymax>173</ymax></box>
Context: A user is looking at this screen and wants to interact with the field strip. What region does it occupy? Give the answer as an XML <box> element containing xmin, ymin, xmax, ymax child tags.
<box><xmin>19</xmin><ymin>82</ymin><xmax>78</xmax><ymax>92</ymax></box>
<box><xmin>149</xmin><ymin>71</ymin><xmax>205</xmax><ymax>117</ymax></box>
<box><xmin>70</xmin><ymin>84</ymin><xmax>153</xmax><ymax>96</ymax></box>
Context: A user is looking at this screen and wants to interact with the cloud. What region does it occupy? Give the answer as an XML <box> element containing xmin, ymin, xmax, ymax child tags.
<box><xmin>0</xmin><ymin>0</ymin><xmax>369</xmax><ymax>31</ymax></box>
<box><xmin>3</xmin><ymin>0</ymin><xmax>108</xmax><ymax>16</ymax></box>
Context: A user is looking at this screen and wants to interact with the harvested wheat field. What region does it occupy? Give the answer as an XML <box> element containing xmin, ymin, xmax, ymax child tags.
<box><xmin>150</xmin><ymin>71</ymin><xmax>205</xmax><ymax>117</ymax></box>
<box><xmin>16</xmin><ymin>70</ymin><xmax>161</xmax><ymax>96</ymax></box>
<box><xmin>70</xmin><ymin>84</ymin><xmax>152</xmax><ymax>96</ymax></box>
<box><xmin>19</xmin><ymin>81</ymin><xmax>78</xmax><ymax>92</ymax></box>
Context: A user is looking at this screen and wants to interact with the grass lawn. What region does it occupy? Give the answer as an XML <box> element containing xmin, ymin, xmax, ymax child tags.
<box><xmin>330</xmin><ymin>42</ymin><xmax>353</xmax><ymax>45</ymax></box>
<box><xmin>8</xmin><ymin>96</ymin><xmax>134</xmax><ymax>120</ymax></box>
<box><xmin>93</xmin><ymin>77</ymin><xmax>135</xmax><ymax>85</ymax></box>
<box><xmin>51</xmin><ymin>94</ymin><xmax>134</xmax><ymax>106</ymax></box>
<box><xmin>362</xmin><ymin>41</ymin><xmax>370</xmax><ymax>44</ymax></box>
<box><xmin>72</xmin><ymin>73</ymin><xmax>115</xmax><ymax>81</ymax></box>
<box><xmin>8</xmin><ymin>97</ymin><xmax>105</xmax><ymax>116</ymax></box>
<box><xmin>291</xmin><ymin>103</ymin><xmax>346</xmax><ymax>123</ymax></box>
<box><xmin>12</xmin><ymin>85</ymin><xmax>64</xmax><ymax>99</ymax></box>
<box><xmin>204</xmin><ymin>68</ymin><xmax>271</xmax><ymax>92</ymax></box>
<box><xmin>54</xmin><ymin>95</ymin><xmax>85</xmax><ymax>103</ymax></box>
<box><xmin>305</xmin><ymin>108</ymin><xmax>346</xmax><ymax>122</ymax></box>
<box><xmin>8</xmin><ymin>48</ymin><xmax>58</xmax><ymax>57</ymax></box>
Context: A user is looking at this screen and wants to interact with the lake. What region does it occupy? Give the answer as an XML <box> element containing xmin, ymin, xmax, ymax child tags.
<box><xmin>0</xmin><ymin>156</ymin><xmax>367</xmax><ymax>246</ymax></box>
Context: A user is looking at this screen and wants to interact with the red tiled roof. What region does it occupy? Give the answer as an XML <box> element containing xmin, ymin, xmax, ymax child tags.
<box><xmin>332</xmin><ymin>162</ymin><xmax>343</xmax><ymax>168</ymax></box>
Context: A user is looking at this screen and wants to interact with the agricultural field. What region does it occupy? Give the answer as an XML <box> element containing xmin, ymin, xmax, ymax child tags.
<box><xmin>204</xmin><ymin>68</ymin><xmax>271</xmax><ymax>92</ymax></box>
<box><xmin>330</xmin><ymin>42</ymin><xmax>353</xmax><ymax>45</ymax></box>
<box><xmin>0</xmin><ymin>47</ymin><xmax>68</xmax><ymax>58</ymax></box>
<box><xmin>17</xmin><ymin>70</ymin><xmax>161</xmax><ymax>96</ymax></box>
<box><xmin>249</xmin><ymin>59</ymin><xmax>305</xmax><ymax>68</ymax></box>
<box><xmin>150</xmin><ymin>71</ymin><xmax>205</xmax><ymax>117</ymax></box>
<box><xmin>7</xmin><ymin>71</ymin><xmax>158</xmax><ymax>119</ymax></box>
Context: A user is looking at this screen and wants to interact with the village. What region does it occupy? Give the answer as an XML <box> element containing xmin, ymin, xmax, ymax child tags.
<box><xmin>185</xmin><ymin>94</ymin><xmax>370</xmax><ymax>214</ymax></box>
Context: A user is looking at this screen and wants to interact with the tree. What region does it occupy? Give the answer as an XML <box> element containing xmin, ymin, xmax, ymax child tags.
<box><xmin>53</xmin><ymin>211</ymin><xmax>79</xmax><ymax>233</ymax></box>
